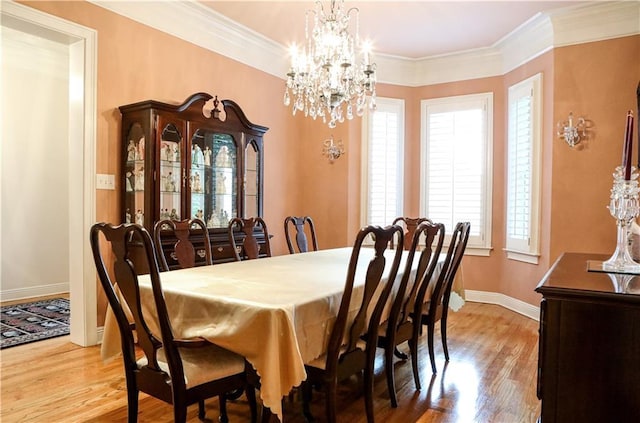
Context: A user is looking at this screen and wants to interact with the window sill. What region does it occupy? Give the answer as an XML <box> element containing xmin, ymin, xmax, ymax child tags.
<box><xmin>505</xmin><ymin>249</ymin><xmax>540</xmax><ymax>264</ymax></box>
<box><xmin>442</xmin><ymin>246</ymin><xmax>492</xmax><ymax>257</ymax></box>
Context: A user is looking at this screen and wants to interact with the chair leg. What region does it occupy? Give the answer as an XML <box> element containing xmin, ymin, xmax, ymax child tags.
<box><xmin>219</xmin><ymin>394</ymin><xmax>229</xmax><ymax>423</ymax></box>
<box><xmin>363</xmin><ymin>368</ymin><xmax>375</xmax><ymax>423</ymax></box>
<box><xmin>260</xmin><ymin>404</ymin><xmax>273</xmax><ymax>423</ymax></box>
<box><xmin>174</xmin><ymin>405</ymin><xmax>188</xmax><ymax>423</ymax></box>
<box><xmin>385</xmin><ymin>345</ymin><xmax>399</xmax><ymax>408</ymax></box>
<box><xmin>301</xmin><ymin>381</ymin><xmax>315</xmax><ymax>422</ymax></box>
<box><xmin>325</xmin><ymin>379</ymin><xmax>338</xmax><ymax>423</ymax></box>
<box><xmin>198</xmin><ymin>399</ymin><xmax>206</xmax><ymax>421</ymax></box>
<box><xmin>409</xmin><ymin>337</ymin><xmax>421</xmax><ymax>390</ymax></box>
<box><xmin>246</xmin><ymin>386</ymin><xmax>258</xmax><ymax>423</ymax></box>
<box><xmin>441</xmin><ymin>317</ymin><xmax>450</xmax><ymax>361</ymax></box>
<box><xmin>124</xmin><ymin>375</ymin><xmax>138</xmax><ymax>423</ymax></box>
<box><xmin>427</xmin><ymin>322</ymin><xmax>437</xmax><ymax>373</ymax></box>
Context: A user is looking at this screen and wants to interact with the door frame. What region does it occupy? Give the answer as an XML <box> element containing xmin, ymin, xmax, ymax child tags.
<box><xmin>2</xmin><ymin>1</ymin><xmax>98</xmax><ymax>346</ymax></box>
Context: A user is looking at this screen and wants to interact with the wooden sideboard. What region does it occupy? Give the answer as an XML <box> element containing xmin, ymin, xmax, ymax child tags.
<box><xmin>535</xmin><ymin>252</ymin><xmax>640</xmax><ymax>422</ymax></box>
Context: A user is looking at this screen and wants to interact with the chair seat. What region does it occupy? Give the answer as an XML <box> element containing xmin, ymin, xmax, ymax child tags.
<box><xmin>137</xmin><ymin>343</ymin><xmax>246</xmax><ymax>389</ymax></box>
<box><xmin>305</xmin><ymin>339</ymin><xmax>367</xmax><ymax>370</ymax></box>
<box><xmin>376</xmin><ymin>318</ymin><xmax>416</xmax><ymax>338</ymax></box>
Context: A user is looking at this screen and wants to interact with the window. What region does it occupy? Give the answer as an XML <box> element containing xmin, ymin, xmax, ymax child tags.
<box><xmin>420</xmin><ymin>93</ymin><xmax>493</xmax><ymax>255</ymax></box>
<box><xmin>506</xmin><ymin>73</ymin><xmax>542</xmax><ymax>263</ymax></box>
<box><xmin>361</xmin><ymin>97</ymin><xmax>404</xmax><ymax>227</ymax></box>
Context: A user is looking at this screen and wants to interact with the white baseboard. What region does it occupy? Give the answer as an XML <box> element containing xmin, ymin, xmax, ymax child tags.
<box><xmin>464</xmin><ymin>290</ymin><xmax>540</xmax><ymax>322</ymax></box>
<box><xmin>0</xmin><ymin>282</ymin><xmax>69</xmax><ymax>302</ymax></box>
<box><xmin>96</xmin><ymin>326</ymin><xmax>104</xmax><ymax>344</ymax></box>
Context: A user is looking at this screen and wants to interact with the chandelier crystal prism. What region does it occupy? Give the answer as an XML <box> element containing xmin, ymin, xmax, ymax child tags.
<box><xmin>283</xmin><ymin>0</ymin><xmax>377</xmax><ymax>128</ymax></box>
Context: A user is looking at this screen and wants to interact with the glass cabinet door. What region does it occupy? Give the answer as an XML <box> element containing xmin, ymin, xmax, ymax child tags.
<box><xmin>190</xmin><ymin>129</ymin><xmax>237</xmax><ymax>228</ymax></box>
<box><xmin>244</xmin><ymin>141</ymin><xmax>260</xmax><ymax>217</ymax></box>
<box><xmin>123</xmin><ymin>122</ymin><xmax>146</xmax><ymax>225</ymax></box>
<box><xmin>159</xmin><ymin>122</ymin><xmax>183</xmax><ymax>221</ymax></box>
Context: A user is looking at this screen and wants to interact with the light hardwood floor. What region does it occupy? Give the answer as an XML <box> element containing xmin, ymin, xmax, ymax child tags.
<box><xmin>0</xmin><ymin>302</ymin><xmax>540</xmax><ymax>422</ymax></box>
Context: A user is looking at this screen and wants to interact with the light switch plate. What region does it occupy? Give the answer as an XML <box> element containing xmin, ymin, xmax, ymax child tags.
<box><xmin>96</xmin><ymin>173</ymin><xmax>115</xmax><ymax>190</ymax></box>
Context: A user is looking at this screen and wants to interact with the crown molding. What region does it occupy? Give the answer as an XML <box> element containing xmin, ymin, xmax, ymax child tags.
<box><xmin>549</xmin><ymin>0</ymin><xmax>640</xmax><ymax>48</ymax></box>
<box><xmin>380</xmin><ymin>47</ymin><xmax>503</xmax><ymax>87</ymax></box>
<box><xmin>89</xmin><ymin>0</ymin><xmax>639</xmax><ymax>87</ymax></box>
<box><xmin>89</xmin><ymin>0</ymin><xmax>286</xmax><ymax>78</ymax></box>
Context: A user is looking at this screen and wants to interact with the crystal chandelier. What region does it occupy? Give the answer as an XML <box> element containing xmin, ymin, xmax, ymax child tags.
<box><xmin>283</xmin><ymin>0</ymin><xmax>377</xmax><ymax>128</ymax></box>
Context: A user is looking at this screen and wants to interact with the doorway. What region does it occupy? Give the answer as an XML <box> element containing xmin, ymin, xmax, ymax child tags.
<box><xmin>1</xmin><ymin>2</ymin><xmax>97</xmax><ymax>346</ymax></box>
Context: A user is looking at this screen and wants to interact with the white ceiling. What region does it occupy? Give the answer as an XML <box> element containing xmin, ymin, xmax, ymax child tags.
<box><xmin>201</xmin><ymin>0</ymin><xmax>590</xmax><ymax>59</ymax></box>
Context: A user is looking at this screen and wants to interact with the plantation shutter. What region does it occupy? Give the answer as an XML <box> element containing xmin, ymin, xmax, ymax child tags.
<box><xmin>365</xmin><ymin>99</ymin><xmax>403</xmax><ymax>227</ymax></box>
<box><xmin>506</xmin><ymin>90</ymin><xmax>532</xmax><ymax>250</ymax></box>
<box><xmin>505</xmin><ymin>73</ymin><xmax>542</xmax><ymax>262</ymax></box>
<box><xmin>424</xmin><ymin>100</ymin><xmax>487</xmax><ymax>245</ymax></box>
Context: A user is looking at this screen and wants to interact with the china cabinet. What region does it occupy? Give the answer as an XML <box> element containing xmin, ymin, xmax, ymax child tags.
<box><xmin>119</xmin><ymin>92</ymin><xmax>268</xmax><ymax>264</ymax></box>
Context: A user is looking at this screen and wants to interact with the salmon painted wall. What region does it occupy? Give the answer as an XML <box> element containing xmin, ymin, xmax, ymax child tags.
<box><xmin>550</xmin><ymin>35</ymin><xmax>640</xmax><ymax>261</ymax></box>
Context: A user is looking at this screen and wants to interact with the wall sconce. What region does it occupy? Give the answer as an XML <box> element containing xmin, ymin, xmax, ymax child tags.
<box><xmin>322</xmin><ymin>136</ymin><xmax>345</xmax><ymax>163</ymax></box>
<box><xmin>557</xmin><ymin>112</ymin><xmax>586</xmax><ymax>147</ymax></box>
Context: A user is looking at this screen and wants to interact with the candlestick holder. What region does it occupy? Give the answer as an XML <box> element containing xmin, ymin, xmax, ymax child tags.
<box><xmin>606</xmin><ymin>272</ymin><xmax>637</xmax><ymax>293</ymax></box>
<box><xmin>603</xmin><ymin>165</ymin><xmax>640</xmax><ymax>271</ymax></box>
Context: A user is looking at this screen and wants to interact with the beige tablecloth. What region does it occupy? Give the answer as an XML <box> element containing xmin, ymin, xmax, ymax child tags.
<box><xmin>101</xmin><ymin>247</ymin><xmax>464</xmax><ymax>420</ymax></box>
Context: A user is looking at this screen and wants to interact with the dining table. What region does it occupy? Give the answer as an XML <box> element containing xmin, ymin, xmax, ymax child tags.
<box><xmin>101</xmin><ymin>247</ymin><xmax>464</xmax><ymax>420</ymax></box>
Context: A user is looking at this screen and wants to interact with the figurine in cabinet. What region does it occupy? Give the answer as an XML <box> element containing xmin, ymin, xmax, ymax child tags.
<box><xmin>127</xmin><ymin>140</ymin><xmax>137</xmax><ymax>161</ymax></box>
<box><xmin>192</xmin><ymin>172</ymin><xmax>202</xmax><ymax>193</ymax></box>
<box><xmin>162</xmin><ymin>143</ymin><xmax>170</xmax><ymax>161</ymax></box>
<box><xmin>165</xmin><ymin>171</ymin><xmax>176</xmax><ymax>192</ymax></box>
<box><xmin>203</xmin><ymin>145</ymin><xmax>212</xmax><ymax>166</ymax></box>
<box><xmin>135</xmin><ymin>166</ymin><xmax>145</xmax><ymax>191</ymax></box>
<box><xmin>216</xmin><ymin>146</ymin><xmax>231</xmax><ymax>167</ymax></box>
<box><xmin>192</xmin><ymin>144</ymin><xmax>204</xmax><ymax>168</ymax></box>
<box><xmin>138</xmin><ymin>137</ymin><xmax>145</xmax><ymax>160</ymax></box>
<box><xmin>216</xmin><ymin>172</ymin><xmax>227</xmax><ymax>194</ymax></box>
<box><xmin>125</xmin><ymin>172</ymin><xmax>133</xmax><ymax>192</ymax></box>
<box><xmin>135</xmin><ymin>209</ymin><xmax>144</xmax><ymax>225</ymax></box>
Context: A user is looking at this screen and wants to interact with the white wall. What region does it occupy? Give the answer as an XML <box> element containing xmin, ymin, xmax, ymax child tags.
<box><xmin>1</xmin><ymin>26</ymin><xmax>70</xmax><ymax>299</ymax></box>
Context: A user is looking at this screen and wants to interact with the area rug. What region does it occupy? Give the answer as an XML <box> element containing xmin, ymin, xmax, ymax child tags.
<box><xmin>0</xmin><ymin>298</ymin><xmax>70</xmax><ymax>349</ymax></box>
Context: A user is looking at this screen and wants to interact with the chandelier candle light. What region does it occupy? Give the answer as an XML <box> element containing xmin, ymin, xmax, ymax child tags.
<box><xmin>604</xmin><ymin>110</ymin><xmax>639</xmax><ymax>271</ymax></box>
<box><xmin>284</xmin><ymin>0</ymin><xmax>377</xmax><ymax>128</ymax></box>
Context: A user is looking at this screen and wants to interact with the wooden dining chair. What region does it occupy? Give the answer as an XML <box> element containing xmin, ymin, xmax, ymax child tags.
<box><xmin>90</xmin><ymin>222</ymin><xmax>258</xmax><ymax>423</ymax></box>
<box><xmin>228</xmin><ymin>217</ymin><xmax>271</xmax><ymax>261</ymax></box>
<box><xmin>376</xmin><ymin>221</ymin><xmax>445</xmax><ymax>407</ymax></box>
<box><xmin>284</xmin><ymin>215</ymin><xmax>318</xmax><ymax>254</ymax></box>
<box><xmin>417</xmin><ymin>221</ymin><xmax>470</xmax><ymax>373</ymax></box>
<box><xmin>301</xmin><ymin>224</ymin><xmax>404</xmax><ymax>423</ymax></box>
<box><xmin>153</xmin><ymin>218</ymin><xmax>212</xmax><ymax>271</ymax></box>
<box><xmin>392</xmin><ymin>217</ymin><xmax>432</xmax><ymax>250</ymax></box>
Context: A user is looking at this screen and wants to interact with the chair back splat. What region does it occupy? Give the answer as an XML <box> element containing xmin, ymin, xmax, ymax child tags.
<box><xmin>284</xmin><ymin>215</ymin><xmax>318</xmax><ymax>254</ymax></box>
<box><xmin>392</xmin><ymin>217</ymin><xmax>432</xmax><ymax>250</ymax></box>
<box><xmin>228</xmin><ymin>217</ymin><xmax>271</xmax><ymax>261</ymax></box>
<box><xmin>90</xmin><ymin>223</ymin><xmax>257</xmax><ymax>423</ymax></box>
<box><xmin>153</xmin><ymin>218</ymin><xmax>212</xmax><ymax>271</ymax></box>
<box><xmin>302</xmin><ymin>224</ymin><xmax>404</xmax><ymax>423</ymax></box>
